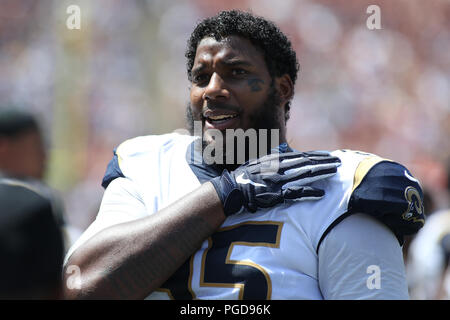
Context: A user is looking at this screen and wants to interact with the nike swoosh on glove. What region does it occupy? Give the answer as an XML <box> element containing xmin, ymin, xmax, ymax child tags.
<box><xmin>210</xmin><ymin>151</ymin><xmax>342</xmax><ymax>216</ymax></box>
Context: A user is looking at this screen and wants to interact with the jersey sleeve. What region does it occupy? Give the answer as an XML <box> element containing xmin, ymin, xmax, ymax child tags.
<box><xmin>100</xmin><ymin>136</ymin><xmax>154</xmax><ymax>189</ymax></box>
<box><xmin>101</xmin><ymin>148</ymin><xmax>125</xmax><ymax>189</ymax></box>
<box><xmin>318</xmin><ymin>213</ymin><xmax>409</xmax><ymax>299</ymax></box>
<box><xmin>64</xmin><ymin>177</ymin><xmax>148</xmax><ymax>265</ymax></box>
<box><xmin>348</xmin><ymin>158</ymin><xmax>425</xmax><ymax>244</ymax></box>
<box><xmin>101</xmin><ymin>135</ymin><xmax>138</xmax><ymax>189</ymax></box>
<box><xmin>101</xmin><ymin>133</ymin><xmax>191</xmax><ymax>190</ymax></box>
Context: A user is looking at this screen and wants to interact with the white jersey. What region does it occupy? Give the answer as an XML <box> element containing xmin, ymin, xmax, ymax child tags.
<box><xmin>66</xmin><ymin>132</ymin><xmax>424</xmax><ymax>299</ymax></box>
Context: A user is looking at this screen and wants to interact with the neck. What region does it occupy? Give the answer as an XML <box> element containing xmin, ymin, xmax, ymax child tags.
<box><xmin>213</xmin><ymin>133</ymin><xmax>289</xmax><ymax>173</ymax></box>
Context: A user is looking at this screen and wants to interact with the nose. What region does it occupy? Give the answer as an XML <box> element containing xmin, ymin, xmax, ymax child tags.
<box><xmin>202</xmin><ymin>73</ymin><xmax>230</xmax><ymax>101</ymax></box>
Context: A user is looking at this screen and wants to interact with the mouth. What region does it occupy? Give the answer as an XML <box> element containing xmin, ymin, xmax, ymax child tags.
<box><xmin>203</xmin><ymin>110</ymin><xmax>240</xmax><ymax>131</ymax></box>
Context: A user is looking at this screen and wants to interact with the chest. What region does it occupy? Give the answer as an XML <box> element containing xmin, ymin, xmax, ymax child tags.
<box><xmin>148</xmin><ymin>207</ymin><xmax>324</xmax><ymax>300</ymax></box>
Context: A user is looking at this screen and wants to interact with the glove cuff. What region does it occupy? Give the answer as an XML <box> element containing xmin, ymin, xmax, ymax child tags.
<box><xmin>210</xmin><ymin>170</ymin><xmax>244</xmax><ymax>216</ymax></box>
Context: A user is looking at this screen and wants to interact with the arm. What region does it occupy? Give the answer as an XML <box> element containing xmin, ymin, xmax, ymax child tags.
<box><xmin>63</xmin><ymin>179</ymin><xmax>225</xmax><ymax>299</ymax></box>
<box><xmin>318</xmin><ymin>213</ymin><xmax>409</xmax><ymax>299</ymax></box>
<box><xmin>63</xmin><ymin>151</ymin><xmax>341</xmax><ymax>299</ymax></box>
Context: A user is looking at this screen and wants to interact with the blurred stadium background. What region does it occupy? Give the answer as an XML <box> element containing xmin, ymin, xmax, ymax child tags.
<box><xmin>0</xmin><ymin>0</ymin><xmax>449</xmax><ymax>235</ymax></box>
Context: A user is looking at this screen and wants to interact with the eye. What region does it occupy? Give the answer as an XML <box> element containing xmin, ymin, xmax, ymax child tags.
<box><xmin>192</xmin><ymin>73</ymin><xmax>210</xmax><ymax>85</ymax></box>
<box><xmin>231</xmin><ymin>68</ymin><xmax>248</xmax><ymax>77</ymax></box>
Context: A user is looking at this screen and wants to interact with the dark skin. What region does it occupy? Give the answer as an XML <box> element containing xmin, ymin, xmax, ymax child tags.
<box><xmin>62</xmin><ymin>36</ymin><xmax>293</xmax><ymax>299</ymax></box>
<box><xmin>189</xmin><ymin>36</ymin><xmax>293</xmax><ymax>152</ymax></box>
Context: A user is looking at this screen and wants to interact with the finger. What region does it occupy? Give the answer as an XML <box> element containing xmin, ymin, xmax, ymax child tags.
<box><xmin>254</xmin><ymin>192</ymin><xmax>283</xmax><ymax>208</ymax></box>
<box><xmin>283</xmin><ymin>161</ymin><xmax>341</xmax><ymax>177</ymax></box>
<box><xmin>301</xmin><ymin>151</ymin><xmax>333</xmax><ymax>157</ymax></box>
<box><xmin>278</xmin><ymin>157</ymin><xmax>314</xmax><ymax>172</ymax></box>
<box><xmin>282</xmin><ymin>186</ymin><xmax>325</xmax><ymax>200</ymax></box>
<box><xmin>263</xmin><ymin>162</ymin><xmax>339</xmax><ymax>184</ymax></box>
<box><xmin>258</xmin><ymin>151</ymin><xmax>305</xmax><ymax>164</ymax></box>
<box><xmin>258</xmin><ymin>155</ymin><xmax>340</xmax><ymax>176</ymax></box>
<box><xmin>260</xmin><ymin>150</ymin><xmax>338</xmax><ymax>163</ymax></box>
<box><xmin>256</xmin><ymin>152</ymin><xmax>341</xmax><ymax>175</ymax></box>
<box><xmin>258</xmin><ymin>156</ymin><xmax>312</xmax><ymax>175</ymax></box>
<box><xmin>253</xmin><ymin>152</ymin><xmax>306</xmax><ymax>174</ymax></box>
<box><xmin>282</xmin><ymin>154</ymin><xmax>341</xmax><ymax>165</ymax></box>
<box><xmin>278</xmin><ymin>155</ymin><xmax>341</xmax><ymax>173</ymax></box>
<box><xmin>301</xmin><ymin>156</ymin><xmax>341</xmax><ymax>164</ymax></box>
<box><xmin>281</xmin><ymin>166</ymin><xmax>338</xmax><ymax>185</ymax></box>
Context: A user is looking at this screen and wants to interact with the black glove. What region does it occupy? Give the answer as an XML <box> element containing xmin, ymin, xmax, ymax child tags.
<box><xmin>210</xmin><ymin>151</ymin><xmax>341</xmax><ymax>216</ymax></box>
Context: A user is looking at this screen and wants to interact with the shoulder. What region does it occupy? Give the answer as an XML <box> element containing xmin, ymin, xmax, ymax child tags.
<box><xmin>332</xmin><ymin>150</ymin><xmax>424</xmax><ymax>217</ymax></box>
<box><xmin>314</xmin><ymin>149</ymin><xmax>425</xmax><ymax>249</ymax></box>
<box><xmin>114</xmin><ymin>132</ymin><xmax>195</xmax><ymax>167</ymax></box>
<box><xmin>101</xmin><ymin>133</ymin><xmax>196</xmax><ymax>189</ymax></box>
<box><xmin>116</xmin><ymin>133</ymin><xmax>193</xmax><ymax>155</ymax></box>
<box><xmin>344</xmin><ymin>151</ymin><xmax>425</xmax><ymax>241</ymax></box>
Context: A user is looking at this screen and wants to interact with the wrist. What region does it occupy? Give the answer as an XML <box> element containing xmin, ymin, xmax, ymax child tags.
<box><xmin>210</xmin><ymin>170</ymin><xmax>244</xmax><ymax>216</ymax></box>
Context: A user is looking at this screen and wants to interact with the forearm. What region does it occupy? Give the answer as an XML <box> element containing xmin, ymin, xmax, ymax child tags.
<box><xmin>63</xmin><ymin>182</ymin><xmax>225</xmax><ymax>299</ymax></box>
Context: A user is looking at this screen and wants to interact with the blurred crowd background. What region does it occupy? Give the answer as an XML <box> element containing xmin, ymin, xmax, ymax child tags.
<box><xmin>0</xmin><ymin>0</ymin><xmax>449</xmax><ymax>299</ymax></box>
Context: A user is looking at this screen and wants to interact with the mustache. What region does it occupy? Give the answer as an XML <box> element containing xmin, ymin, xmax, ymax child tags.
<box><xmin>202</xmin><ymin>102</ymin><xmax>242</xmax><ymax>115</ymax></box>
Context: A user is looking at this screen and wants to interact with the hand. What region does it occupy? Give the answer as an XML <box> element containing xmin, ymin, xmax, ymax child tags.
<box><xmin>210</xmin><ymin>151</ymin><xmax>341</xmax><ymax>216</ymax></box>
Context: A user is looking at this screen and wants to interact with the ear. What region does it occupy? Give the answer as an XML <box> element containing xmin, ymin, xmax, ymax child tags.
<box><xmin>274</xmin><ymin>74</ymin><xmax>294</xmax><ymax>108</ymax></box>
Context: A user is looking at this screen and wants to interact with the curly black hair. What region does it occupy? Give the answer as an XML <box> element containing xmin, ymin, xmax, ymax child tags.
<box><xmin>185</xmin><ymin>10</ymin><xmax>299</xmax><ymax>122</ymax></box>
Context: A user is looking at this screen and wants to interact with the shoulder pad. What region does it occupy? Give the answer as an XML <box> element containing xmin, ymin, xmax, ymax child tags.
<box><xmin>101</xmin><ymin>135</ymin><xmax>157</xmax><ymax>189</ymax></box>
<box><xmin>101</xmin><ymin>147</ymin><xmax>125</xmax><ymax>189</ymax></box>
<box><xmin>348</xmin><ymin>158</ymin><xmax>425</xmax><ymax>244</ymax></box>
<box><xmin>101</xmin><ymin>133</ymin><xmax>196</xmax><ymax>189</ymax></box>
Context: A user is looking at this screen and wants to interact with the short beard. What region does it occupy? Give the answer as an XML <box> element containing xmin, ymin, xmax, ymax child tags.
<box><xmin>185</xmin><ymin>85</ymin><xmax>284</xmax><ymax>170</ymax></box>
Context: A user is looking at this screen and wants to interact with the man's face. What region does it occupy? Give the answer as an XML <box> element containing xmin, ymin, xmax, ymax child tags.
<box><xmin>187</xmin><ymin>35</ymin><xmax>285</xmax><ymax>164</ymax></box>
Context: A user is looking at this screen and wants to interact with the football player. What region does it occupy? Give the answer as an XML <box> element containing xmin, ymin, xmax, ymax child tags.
<box><xmin>407</xmin><ymin>209</ymin><xmax>450</xmax><ymax>299</ymax></box>
<box><xmin>63</xmin><ymin>10</ymin><xmax>425</xmax><ymax>299</ymax></box>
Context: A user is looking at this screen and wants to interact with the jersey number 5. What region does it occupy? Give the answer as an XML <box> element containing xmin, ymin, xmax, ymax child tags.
<box><xmin>159</xmin><ymin>221</ymin><xmax>283</xmax><ymax>300</ymax></box>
